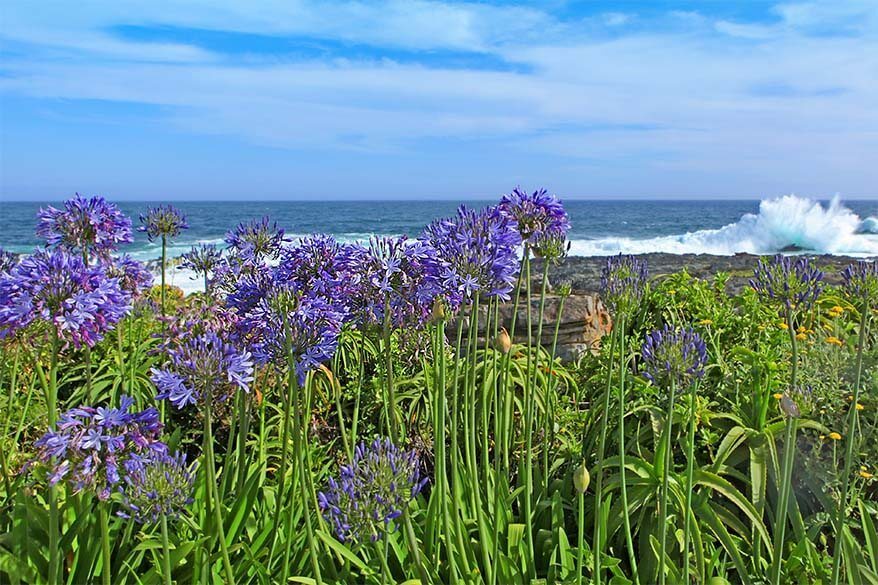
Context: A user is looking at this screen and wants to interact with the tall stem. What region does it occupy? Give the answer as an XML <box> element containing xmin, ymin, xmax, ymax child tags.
<box><xmin>616</xmin><ymin>315</ymin><xmax>639</xmax><ymax>583</ymax></box>
<box><xmin>683</xmin><ymin>381</ymin><xmax>699</xmax><ymax>584</ymax></box>
<box><xmin>47</xmin><ymin>329</ymin><xmax>60</xmax><ymax>584</ymax></box>
<box><xmin>100</xmin><ymin>501</ymin><xmax>112</xmax><ymax>585</ymax></box>
<box><xmin>658</xmin><ymin>379</ymin><xmax>677</xmax><ymax>585</ymax></box>
<box><xmin>160</xmin><ymin>514</ymin><xmax>173</xmax><ymax>585</ymax></box>
<box><xmin>521</xmin><ymin>249</ymin><xmax>537</xmax><ymax>581</ymax></box>
<box><xmin>382</xmin><ymin>295</ymin><xmax>398</xmax><ymax>440</ymax></box>
<box><xmin>831</xmin><ymin>309</ymin><xmax>868</xmax><ymax>584</ymax></box>
<box><xmin>203</xmin><ymin>401</ymin><xmax>236</xmax><ymax>584</ymax></box>
<box><xmin>592</xmin><ymin>324</ymin><xmax>618</xmax><ymax>585</ymax></box>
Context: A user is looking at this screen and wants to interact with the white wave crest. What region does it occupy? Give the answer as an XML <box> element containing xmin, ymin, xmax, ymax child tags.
<box><xmin>568</xmin><ymin>195</ymin><xmax>878</xmax><ymax>257</ymax></box>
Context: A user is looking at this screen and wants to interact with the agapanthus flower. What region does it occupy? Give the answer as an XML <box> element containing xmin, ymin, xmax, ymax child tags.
<box><xmin>36</xmin><ymin>193</ymin><xmax>133</xmax><ymax>260</ymax></box>
<box><xmin>29</xmin><ymin>396</ymin><xmax>166</xmax><ymax>500</ymax></box>
<box><xmin>180</xmin><ymin>244</ymin><xmax>222</xmax><ymax>288</ymax></box>
<box><xmin>318</xmin><ymin>437</ymin><xmax>428</xmax><ymax>544</ymax></box>
<box><xmin>138</xmin><ymin>205</ymin><xmax>188</xmax><ymax>242</ymax></box>
<box><xmin>0</xmin><ymin>248</ymin><xmax>18</xmax><ymax>273</ymax></box>
<box><xmin>497</xmin><ymin>187</ymin><xmax>571</xmax><ymax>248</ymax></box>
<box><xmin>750</xmin><ymin>255</ymin><xmax>824</xmax><ymax>312</ymax></box>
<box><xmin>641</xmin><ymin>325</ymin><xmax>708</xmax><ymax>388</ymax></box>
<box><xmin>225</xmin><ymin>217</ymin><xmax>286</xmax><ymax>262</ymax></box>
<box><xmin>421</xmin><ymin>205</ymin><xmax>521</xmax><ymax>302</ymax></box>
<box><xmin>151</xmin><ymin>332</ymin><xmax>253</xmax><ymax>410</ymax></box>
<box><xmin>0</xmin><ymin>249</ymin><xmax>130</xmax><ymax>347</ymax></box>
<box><xmin>239</xmin><ymin>286</ymin><xmax>344</xmax><ymax>384</ymax></box>
<box><xmin>841</xmin><ymin>260</ymin><xmax>878</xmax><ymax>308</ymax></box>
<box><xmin>600</xmin><ymin>254</ymin><xmax>648</xmax><ymax>316</ymax></box>
<box><xmin>106</xmin><ymin>255</ymin><xmax>153</xmax><ymax>297</ymax></box>
<box><xmin>356</xmin><ymin>236</ymin><xmax>443</xmax><ymax>328</ymax></box>
<box><xmin>119</xmin><ymin>451</ymin><xmax>196</xmax><ymax>523</ymax></box>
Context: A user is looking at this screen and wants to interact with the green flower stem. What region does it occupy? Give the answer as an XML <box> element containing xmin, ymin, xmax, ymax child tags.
<box><xmin>616</xmin><ymin>314</ymin><xmax>639</xmax><ymax>584</ymax></box>
<box><xmin>203</xmin><ymin>400</ymin><xmax>236</xmax><ymax>584</ymax></box>
<box><xmin>658</xmin><ymin>378</ymin><xmax>677</xmax><ymax>585</ymax></box>
<box><xmin>532</xmin><ymin>261</ymin><xmax>549</xmax><ymax>493</ymax></box>
<box><xmin>292</xmin><ymin>374</ymin><xmax>323</xmax><ymax>584</ymax></box>
<box><xmin>521</xmin><ymin>248</ymin><xmax>537</xmax><ymax>582</ymax></box>
<box><xmin>831</xmin><ymin>308</ymin><xmax>870</xmax><ymax>584</ymax></box>
<box><xmin>682</xmin><ymin>381</ymin><xmax>700</xmax><ymax>585</ymax></box>
<box><xmin>47</xmin><ymin>329</ymin><xmax>61</xmax><ymax>585</ymax></box>
<box><xmin>450</xmin><ymin>320</ymin><xmax>472</xmax><ymax>576</ymax></box>
<box><xmin>268</xmin><ymin>370</ymin><xmax>293</xmax><ymax>568</ymax></box>
<box><xmin>382</xmin><ymin>295</ymin><xmax>399</xmax><ymax>440</ymax></box>
<box><xmin>100</xmin><ymin>500</ymin><xmax>112</xmax><ymax>585</ymax></box>
<box><xmin>592</xmin><ymin>323</ymin><xmax>618</xmax><ymax>585</ymax></box>
<box><xmin>770</xmin><ymin>311</ymin><xmax>800</xmax><ymax>585</ymax></box>
<box><xmin>160</xmin><ymin>514</ymin><xmax>173</xmax><ymax>585</ymax></box>
<box><xmin>432</xmin><ymin>317</ymin><xmax>456</xmax><ymax>581</ymax></box>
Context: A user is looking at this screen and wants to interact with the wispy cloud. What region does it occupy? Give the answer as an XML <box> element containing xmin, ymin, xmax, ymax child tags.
<box><xmin>1</xmin><ymin>0</ymin><xmax>876</xmax><ymax>198</ymax></box>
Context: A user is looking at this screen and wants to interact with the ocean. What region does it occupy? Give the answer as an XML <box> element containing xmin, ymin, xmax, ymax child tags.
<box><xmin>2</xmin><ymin>196</ymin><xmax>878</xmax><ymax>293</ymax></box>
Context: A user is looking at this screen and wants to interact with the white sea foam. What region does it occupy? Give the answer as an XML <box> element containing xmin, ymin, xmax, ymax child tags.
<box><xmin>567</xmin><ymin>195</ymin><xmax>878</xmax><ymax>257</ymax></box>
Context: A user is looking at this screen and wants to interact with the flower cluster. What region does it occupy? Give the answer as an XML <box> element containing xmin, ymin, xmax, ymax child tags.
<box><xmin>422</xmin><ymin>205</ymin><xmax>521</xmax><ymax>301</ymax></box>
<box><xmin>151</xmin><ymin>332</ymin><xmax>254</xmax><ymax>410</ymax></box>
<box><xmin>0</xmin><ymin>248</ymin><xmax>19</xmax><ymax>273</ymax></box>
<box><xmin>180</xmin><ymin>244</ymin><xmax>222</xmax><ymax>281</ymax></box>
<box><xmin>119</xmin><ymin>451</ymin><xmax>196</xmax><ymax>523</ymax></box>
<box><xmin>138</xmin><ymin>205</ymin><xmax>188</xmax><ymax>242</ymax></box>
<box><xmin>239</xmin><ymin>287</ymin><xmax>344</xmax><ymax>384</ymax></box>
<box><xmin>497</xmin><ymin>187</ymin><xmax>570</xmax><ymax>260</ymax></box>
<box><xmin>841</xmin><ymin>260</ymin><xmax>878</xmax><ymax>308</ymax></box>
<box><xmin>750</xmin><ymin>255</ymin><xmax>824</xmax><ymax>312</ymax></box>
<box><xmin>600</xmin><ymin>254</ymin><xmax>648</xmax><ymax>316</ymax></box>
<box><xmin>106</xmin><ymin>255</ymin><xmax>154</xmax><ymax>297</ymax></box>
<box><xmin>30</xmin><ymin>396</ymin><xmax>166</xmax><ymax>500</ymax></box>
<box><xmin>641</xmin><ymin>325</ymin><xmax>708</xmax><ymax>387</ymax></box>
<box><xmin>0</xmin><ymin>249</ymin><xmax>130</xmax><ymax>347</ymax></box>
<box><xmin>225</xmin><ymin>217</ymin><xmax>286</xmax><ymax>262</ymax></box>
<box><xmin>36</xmin><ymin>194</ymin><xmax>133</xmax><ymax>260</ymax></box>
<box><xmin>318</xmin><ymin>438</ymin><xmax>428</xmax><ymax>544</ymax></box>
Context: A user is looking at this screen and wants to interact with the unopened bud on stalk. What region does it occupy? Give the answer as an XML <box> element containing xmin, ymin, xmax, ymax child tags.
<box><xmin>431</xmin><ymin>298</ymin><xmax>446</xmax><ymax>323</ymax></box>
<box><xmin>495</xmin><ymin>328</ymin><xmax>512</xmax><ymax>354</ymax></box>
<box><xmin>573</xmin><ymin>462</ymin><xmax>590</xmax><ymax>494</ymax></box>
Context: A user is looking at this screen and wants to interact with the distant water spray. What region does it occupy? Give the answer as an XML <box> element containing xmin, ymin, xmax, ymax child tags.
<box><xmin>569</xmin><ymin>195</ymin><xmax>878</xmax><ymax>257</ymax></box>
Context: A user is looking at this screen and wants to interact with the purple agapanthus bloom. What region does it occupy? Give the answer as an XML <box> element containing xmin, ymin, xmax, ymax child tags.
<box><xmin>421</xmin><ymin>205</ymin><xmax>521</xmax><ymax>302</ymax></box>
<box><xmin>0</xmin><ymin>248</ymin><xmax>18</xmax><ymax>273</ymax></box>
<box><xmin>119</xmin><ymin>451</ymin><xmax>196</xmax><ymax>523</ymax></box>
<box><xmin>318</xmin><ymin>437</ymin><xmax>428</xmax><ymax>544</ymax></box>
<box><xmin>151</xmin><ymin>332</ymin><xmax>253</xmax><ymax>410</ymax></box>
<box><xmin>106</xmin><ymin>255</ymin><xmax>154</xmax><ymax>298</ymax></box>
<box><xmin>239</xmin><ymin>286</ymin><xmax>344</xmax><ymax>384</ymax></box>
<box><xmin>181</xmin><ymin>244</ymin><xmax>222</xmax><ymax>276</ymax></box>
<box><xmin>356</xmin><ymin>236</ymin><xmax>444</xmax><ymax>328</ymax></box>
<box><xmin>138</xmin><ymin>205</ymin><xmax>188</xmax><ymax>242</ymax></box>
<box><xmin>0</xmin><ymin>249</ymin><xmax>130</xmax><ymax>347</ymax></box>
<box><xmin>641</xmin><ymin>325</ymin><xmax>708</xmax><ymax>388</ymax></box>
<box><xmin>841</xmin><ymin>260</ymin><xmax>878</xmax><ymax>307</ymax></box>
<box><xmin>36</xmin><ymin>194</ymin><xmax>133</xmax><ymax>260</ymax></box>
<box><xmin>225</xmin><ymin>217</ymin><xmax>287</xmax><ymax>263</ymax></box>
<box><xmin>497</xmin><ymin>187</ymin><xmax>571</xmax><ymax>252</ymax></box>
<box><xmin>600</xmin><ymin>254</ymin><xmax>648</xmax><ymax>316</ymax></box>
<box><xmin>29</xmin><ymin>396</ymin><xmax>166</xmax><ymax>500</ymax></box>
<box><xmin>750</xmin><ymin>255</ymin><xmax>824</xmax><ymax>312</ymax></box>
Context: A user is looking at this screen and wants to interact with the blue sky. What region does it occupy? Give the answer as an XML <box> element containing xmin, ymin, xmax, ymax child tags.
<box><xmin>1</xmin><ymin>0</ymin><xmax>876</xmax><ymax>201</ymax></box>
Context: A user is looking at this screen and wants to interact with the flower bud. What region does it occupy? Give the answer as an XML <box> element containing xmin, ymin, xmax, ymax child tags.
<box><xmin>431</xmin><ymin>298</ymin><xmax>446</xmax><ymax>323</ymax></box>
<box><xmin>573</xmin><ymin>462</ymin><xmax>590</xmax><ymax>494</ymax></box>
<box><xmin>494</xmin><ymin>328</ymin><xmax>512</xmax><ymax>354</ymax></box>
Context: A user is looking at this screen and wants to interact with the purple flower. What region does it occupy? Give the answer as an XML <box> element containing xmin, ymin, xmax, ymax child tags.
<box><xmin>225</xmin><ymin>217</ymin><xmax>286</xmax><ymax>263</ymax></box>
<box><xmin>641</xmin><ymin>325</ymin><xmax>707</xmax><ymax>388</ymax></box>
<box><xmin>151</xmin><ymin>332</ymin><xmax>253</xmax><ymax>410</ymax></box>
<box><xmin>841</xmin><ymin>260</ymin><xmax>878</xmax><ymax>307</ymax></box>
<box><xmin>0</xmin><ymin>249</ymin><xmax>130</xmax><ymax>347</ymax></box>
<box><xmin>318</xmin><ymin>437</ymin><xmax>428</xmax><ymax>544</ymax></box>
<box><xmin>36</xmin><ymin>194</ymin><xmax>133</xmax><ymax>260</ymax></box>
<box><xmin>497</xmin><ymin>187</ymin><xmax>571</xmax><ymax>252</ymax></box>
<box><xmin>119</xmin><ymin>451</ymin><xmax>196</xmax><ymax>524</ymax></box>
<box><xmin>180</xmin><ymin>244</ymin><xmax>222</xmax><ymax>283</ymax></box>
<box><xmin>138</xmin><ymin>205</ymin><xmax>188</xmax><ymax>242</ymax></box>
<box><xmin>30</xmin><ymin>396</ymin><xmax>166</xmax><ymax>500</ymax></box>
<box><xmin>421</xmin><ymin>205</ymin><xmax>521</xmax><ymax>302</ymax></box>
<box><xmin>239</xmin><ymin>287</ymin><xmax>344</xmax><ymax>384</ymax></box>
<box><xmin>105</xmin><ymin>255</ymin><xmax>154</xmax><ymax>298</ymax></box>
<box><xmin>0</xmin><ymin>248</ymin><xmax>18</xmax><ymax>273</ymax></box>
<box><xmin>600</xmin><ymin>254</ymin><xmax>648</xmax><ymax>316</ymax></box>
<box><xmin>750</xmin><ymin>255</ymin><xmax>824</xmax><ymax>312</ymax></box>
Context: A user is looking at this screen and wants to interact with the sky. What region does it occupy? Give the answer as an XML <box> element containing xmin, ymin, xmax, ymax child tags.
<box><xmin>1</xmin><ymin>0</ymin><xmax>877</xmax><ymax>201</ymax></box>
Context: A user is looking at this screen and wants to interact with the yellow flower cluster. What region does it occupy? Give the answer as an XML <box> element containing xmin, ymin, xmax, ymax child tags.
<box><xmin>825</xmin><ymin>336</ymin><xmax>844</xmax><ymax>347</ymax></box>
<box><xmin>828</xmin><ymin>432</ymin><xmax>842</xmax><ymax>441</ymax></box>
<box><xmin>698</xmin><ymin>318</ymin><xmax>713</xmax><ymax>326</ymax></box>
<box><xmin>828</xmin><ymin>305</ymin><xmax>845</xmax><ymax>318</ymax></box>
<box><xmin>860</xmin><ymin>466</ymin><xmax>874</xmax><ymax>479</ymax></box>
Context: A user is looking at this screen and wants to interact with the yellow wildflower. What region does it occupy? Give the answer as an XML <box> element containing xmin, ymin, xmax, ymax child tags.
<box><xmin>796</xmin><ymin>332</ymin><xmax>807</xmax><ymax>341</ymax></box>
<box><xmin>828</xmin><ymin>432</ymin><xmax>842</xmax><ymax>441</ymax></box>
<box><xmin>819</xmin><ymin>435</ymin><xmax>826</xmax><ymax>440</ymax></box>
<box><xmin>779</xmin><ymin>322</ymin><xmax>789</xmax><ymax>330</ymax></box>
<box><xmin>797</xmin><ymin>325</ymin><xmax>806</xmax><ymax>333</ymax></box>
<box><xmin>825</xmin><ymin>336</ymin><xmax>843</xmax><ymax>346</ymax></box>
<box><xmin>856</xmin><ymin>403</ymin><xmax>864</xmax><ymax>411</ymax></box>
<box><xmin>668</xmin><ymin>290</ymin><xmax>676</xmax><ymax>295</ymax></box>
<box><xmin>699</xmin><ymin>319</ymin><xmax>713</xmax><ymax>326</ymax></box>
<box><xmin>831</xmin><ymin>305</ymin><xmax>844</xmax><ymax>314</ymax></box>
<box><xmin>773</xmin><ymin>393</ymin><xmax>783</xmax><ymax>400</ymax></box>
<box><xmin>860</xmin><ymin>470</ymin><xmax>874</xmax><ymax>479</ymax></box>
